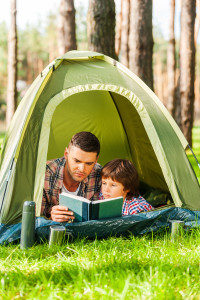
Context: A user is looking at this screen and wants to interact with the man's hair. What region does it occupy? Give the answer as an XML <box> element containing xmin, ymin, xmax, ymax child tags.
<box><xmin>69</xmin><ymin>131</ymin><xmax>100</xmax><ymax>156</ymax></box>
<box><xmin>101</xmin><ymin>159</ymin><xmax>139</xmax><ymax>199</ymax></box>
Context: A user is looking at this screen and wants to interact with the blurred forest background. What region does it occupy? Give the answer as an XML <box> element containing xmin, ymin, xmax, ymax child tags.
<box><xmin>1</xmin><ymin>0</ymin><xmax>200</xmax><ymax>146</ymax></box>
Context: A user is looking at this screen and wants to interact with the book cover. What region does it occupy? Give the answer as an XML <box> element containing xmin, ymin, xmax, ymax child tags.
<box><xmin>59</xmin><ymin>192</ymin><xmax>123</xmax><ymax>222</ymax></box>
<box><xmin>59</xmin><ymin>193</ymin><xmax>90</xmax><ymax>222</ymax></box>
<box><xmin>91</xmin><ymin>197</ymin><xmax>123</xmax><ymax>220</ymax></box>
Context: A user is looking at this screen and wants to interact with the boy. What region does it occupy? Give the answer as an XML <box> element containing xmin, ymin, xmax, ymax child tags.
<box><xmin>100</xmin><ymin>159</ymin><xmax>153</xmax><ymax>215</ymax></box>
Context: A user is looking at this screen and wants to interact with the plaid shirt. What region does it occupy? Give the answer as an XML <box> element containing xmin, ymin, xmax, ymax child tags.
<box><xmin>41</xmin><ymin>157</ymin><xmax>102</xmax><ymax>218</ymax></box>
<box><xmin>122</xmin><ymin>195</ymin><xmax>153</xmax><ymax>215</ymax></box>
<box><xmin>99</xmin><ymin>193</ymin><xmax>153</xmax><ymax>215</ymax></box>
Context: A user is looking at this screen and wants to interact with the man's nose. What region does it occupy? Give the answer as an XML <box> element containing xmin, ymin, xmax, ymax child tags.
<box><xmin>78</xmin><ymin>164</ymin><xmax>85</xmax><ymax>172</ymax></box>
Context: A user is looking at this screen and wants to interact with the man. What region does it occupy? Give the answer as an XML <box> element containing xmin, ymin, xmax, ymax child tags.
<box><xmin>41</xmin><ymin>132</ymin><xmax>102</xmax><ymax>222</ymax></box>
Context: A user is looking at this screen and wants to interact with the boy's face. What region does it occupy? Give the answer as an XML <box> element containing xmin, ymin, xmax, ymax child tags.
<box><xmin>101</xmin><ymin>177</ymin><xmax>129</xmax><ymax>200</ymax></box>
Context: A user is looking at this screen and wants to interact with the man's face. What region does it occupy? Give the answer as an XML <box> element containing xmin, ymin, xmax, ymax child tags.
<box><xmin>64</xmin><ymin>146</ymin><xmax>98</xmax><ymax>182</ymax></box>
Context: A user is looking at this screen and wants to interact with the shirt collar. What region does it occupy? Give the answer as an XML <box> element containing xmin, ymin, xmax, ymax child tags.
<box><xmin>82</xmin><ymin>176</ymin><xmax>89</xmax><ymax>184</ymax></box>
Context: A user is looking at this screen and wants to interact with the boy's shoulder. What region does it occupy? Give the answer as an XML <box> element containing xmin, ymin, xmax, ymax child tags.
<box><xmin>126</xmin><ymin>195</ymin><xmax>153</xmax><ymax>210</ymax></box>
<box><xmin>126</xmin><ymin>195</ymin><xmax>145</xmax><ymax>203</ymax></box>
<box><xmin>94</xmin><ymin>163</ymin><xmax>102</xmax><ymax>171</ymax></box>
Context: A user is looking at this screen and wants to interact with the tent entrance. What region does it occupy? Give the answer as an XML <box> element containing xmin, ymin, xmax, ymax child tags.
<box><xmin>47</xmin><ymin>89</ymin><xmax>168</xmax><ymax>191</ymax></box>
<box><xmin>47</xmin><ymin>90</ymin><xmax>132</xmax><ymax>165</ymax></box>
<box><xmin>34</xmin><ymin>87</ymin><xmax>169</xmax><ymax>216</ymax></box>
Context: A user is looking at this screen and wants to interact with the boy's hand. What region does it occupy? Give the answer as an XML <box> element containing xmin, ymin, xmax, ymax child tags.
<box><xmin>50</xmin><ymin>205</ymin><xmax>75</xmax><ymax>222</ymax></box>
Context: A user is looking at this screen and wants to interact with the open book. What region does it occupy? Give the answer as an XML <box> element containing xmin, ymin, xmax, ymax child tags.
<box><xmin>59</xmin><ymin>192</ymin><xmax>123</xmax><ymax>222</ymax></box>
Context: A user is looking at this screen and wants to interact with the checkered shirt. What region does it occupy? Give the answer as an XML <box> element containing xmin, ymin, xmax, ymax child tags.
<box><xmin>98</xmin><ymin>193</ymin><xmax>153</xmax><ymax>215</ymax></box>
<box><xmin>41</xmin><ymin>157</ymin><xmax>102</xmax><ymax>218</ymax></box>
<box><xmin>122</xmin><ymin>195</ymin><xmax>153</xmax><ymax>215</ymax></box>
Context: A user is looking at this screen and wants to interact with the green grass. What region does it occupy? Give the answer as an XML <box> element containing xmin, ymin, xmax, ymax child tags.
<box><xmin>0</xmin><ymin>128</ymin><xmax>200</xmax><ymax>299</ymax></box>
<box><xmin>0</xmin><ymin>231</ymin><xmax>200</xmax><ymax>299</ymax></box>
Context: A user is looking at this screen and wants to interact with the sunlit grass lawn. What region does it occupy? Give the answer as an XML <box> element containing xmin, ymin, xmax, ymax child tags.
<box><xmin>0</xmin><ymin>128</ymin><xmax>200</xmax><ymax>299</ymax></box>
<box><xmin>0</xmin><ymin>231</ymin><xmax>200</xmax><ymax>299</ymax></box>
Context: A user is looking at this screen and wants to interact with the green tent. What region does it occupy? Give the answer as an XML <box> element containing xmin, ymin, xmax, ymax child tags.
<box><xmin>0</xmin><ymin>50</ymin><xmax>199</xmax><ymax>225</ymax></box>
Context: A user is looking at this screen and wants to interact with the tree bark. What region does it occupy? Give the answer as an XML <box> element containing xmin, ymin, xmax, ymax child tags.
<box><xmin>167</xmin><ymin>0</ymin><xmax>176</xmax><ymax>117</ymax></box>
<box><xmin>174</xmin><ymin>75</ymin><xmax>182</xmax><ymax>127</ymax></box>
<box><xmin>115</xmin><ymin>2</ymin><xmax>122</xmax><ymax>57</ymax></box>
<box><xmin>26</xmin><ymin>50</ymin><xmax>33</xmax><ymax>85</ymax></box>
<box><xmin>87</xmin><ymin>0</ymin><xmax>117</xmax><ymax>59</ymax></box>
<box><xmin>129</xmin><ymin>0</ymin><xmax>154</xmax><ymax>90</ymax></box>
<box><xmin>195</xmin><ymin>0</ymin><xmax>200</xmax><ymax>45</ymax></box>
<box><xmin>180</xmin><ymin>0</ymin><xmax>196</xmax><ymax>146</ymax></box>
<box><xmin>121</xmin><ymin>0</ymin><xmax>130</xmax><ymax>67</ymax></box>
<box><xmin>6</xmin><ymin>0</ymin><xmax>18</xmax><ymax>128</ymax></box>
<box><xmin>58</xmin><ymin>0</ymin><xmax>77</xmax><ymax>56</ymax></box>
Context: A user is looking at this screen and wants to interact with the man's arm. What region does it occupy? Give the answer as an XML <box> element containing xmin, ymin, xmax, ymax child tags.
<box><xmin>41</xmin><ymin>188</ymin><xmax>51</xmax><ymax>218</ymax></box>
<box><xmin>42</xmin><ymin>189</ymin><xmax>75</xmax><ymax>222</ymax></box>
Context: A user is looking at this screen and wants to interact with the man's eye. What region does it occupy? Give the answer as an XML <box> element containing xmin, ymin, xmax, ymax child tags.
<box><xmin>102</xmin><ymin>182</ymin><xmax>106</xmax><ymax>185</ymax></box>
<box><xmin>86</xmin><ymin>162</ymin><xmax>93</xmax><ymax>166</ymax></box>
<box><xmin>112</xmin><ymin>184</ymin><xmax>116</xmax><ymax>187</ymax></box>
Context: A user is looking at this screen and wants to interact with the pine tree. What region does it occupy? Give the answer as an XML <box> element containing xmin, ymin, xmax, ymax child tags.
<box><xmin>87</xmin><ymin>0</ymin><xmax>117</xmax><ymax>59</ymax></box>
<box><xmin>180</xmin><ymin>0</ymin><xmax>196</xmax><ymax>145</ymax></box>
<box><xmin>58</xmin><ymin>0</ymin><xmax>77</xmax><ymax>55</ymax></box>
<box><xmin>129</xmin><ymin>0</ymin><xmax>153</xmax><ymax>90</ymax></box>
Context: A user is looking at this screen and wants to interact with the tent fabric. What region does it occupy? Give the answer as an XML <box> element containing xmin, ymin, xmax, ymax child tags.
<box><xmin>0</xmin><ymin>207</ymin><xmax>200</xmax><ymax>245</ymax></box>
<box><xmin>0</xmin><ymin>50</ymin><xmax>199</xmax><ymax>226</ymax></box>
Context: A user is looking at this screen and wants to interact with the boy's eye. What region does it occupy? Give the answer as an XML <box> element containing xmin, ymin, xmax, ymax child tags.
<box><xmin>112</xmin><ymin>184</ymin><xmax>116</xmax><ymax>187</ymax></box>
<box><xmin>102</xmin><ymin>181</ymin><xmax>106</xmax><ymax>185</ymax></box>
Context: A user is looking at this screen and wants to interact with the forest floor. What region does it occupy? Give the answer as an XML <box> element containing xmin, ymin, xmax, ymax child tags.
<box><xmin>0</xmin><ymin>128</ymin><xmax>199</xmax><ymax>299</ymax></box>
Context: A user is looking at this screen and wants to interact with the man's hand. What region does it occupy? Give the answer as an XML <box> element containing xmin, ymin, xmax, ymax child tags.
<box><xmin>50</xmin><ymin>205</ymin><xmax>75</xmax><ymax>222</ymax></box>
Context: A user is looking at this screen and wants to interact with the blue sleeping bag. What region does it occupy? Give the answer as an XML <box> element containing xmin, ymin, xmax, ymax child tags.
<box><xmin>0</xmin><ymin>207</ymin><xmax>200</xmax><ymax>245</ymax></box>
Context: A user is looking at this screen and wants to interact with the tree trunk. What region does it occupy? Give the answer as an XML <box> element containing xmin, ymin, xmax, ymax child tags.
<box><xmin>180</xmin><ymin>0</ymin><xmax>196</xmax><ymax>146</ymax></box>
<box><xmin>58</xmin><ymin>0</ymin><xmax>77</xmax><ymax>56</ymax></box>
<box><xmin>38</xmin><ymin>58</ymin><xmax>44</xmax><ymax>74</ymax></box>
<box><xmin>129</xmin><ymin>0</ymin><xmax>154</xmax><ymax>90</ymax></box>
<box><xmin>6</xmin><ymin>0</ymin><xmax>17</xmax><ymax>128</ymax></box>
<box><xmin>194</xmin><ymin>0</ymin><xmax>200</xmax><ymax>125</ymax></box>
<box><xmin>115</xmin><ymin>2</ymin><xmax>122</xmax><ymax>57</ymax></box>
<box><xmin>154</xmin><ymin>57</ymin><xmax>163</xmax><ymax>101</ymax></box>
<box><xmin>121</xmin><ymin>0</ymin><xmax>130</xmax><ymax>67</ymax></box>
<box><xmin>195</xmin><ymin>0</ymin><xmax>200</xmax><ymax>45</ymax></box>
<box><xmin>87</xmin><ymin>0</ymin><xmax>117</xmax><ymax>59</ymax></box>
<box><xmin>174</xmin><ymin>74</ymin><xmax>182</xmax><ymax>127</ymax></box>
<box><xmin>26</xmin><ymin>50</ymin><xmax>33</xmax><ymax>85</ymax></box>
<box><xmin>167</xmin><ymin>0</ymin><xmax>176</xmax><ymax>117</ymax></box>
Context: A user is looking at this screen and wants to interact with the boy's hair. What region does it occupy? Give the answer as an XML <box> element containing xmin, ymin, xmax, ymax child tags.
<box><xmin>101</xmin><ymin>159</ymin><xmax>139</xmax><ymax>199</ymax></box>
<box><xmin>69</xmin><ymin>132</ymin><xmax>100</xmax><ymax>156</ymax></box>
